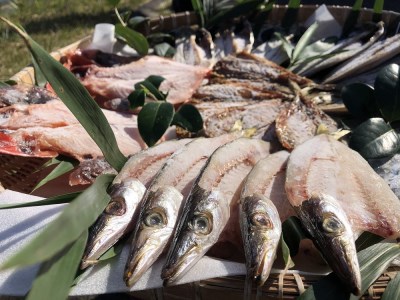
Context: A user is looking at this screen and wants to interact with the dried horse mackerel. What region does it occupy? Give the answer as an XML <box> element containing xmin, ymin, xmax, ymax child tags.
<box><xmin>124</xmin><ymin>133</ymin><xmax>239</xmax><ymax>286</ymax></box>
<box><xmin>285</xmin><ymin>134</ymin><xmax>400</xmax><ymax>295</ymax></box>
<box><xmin>162</xmin><ymin>138</ymin><xmax>271</xmax><ymax>285</ymax></box>
<box><xmin>81</xmin><ymin>139</ymin><xmax>189</xmax><ymax>268</ymax></box>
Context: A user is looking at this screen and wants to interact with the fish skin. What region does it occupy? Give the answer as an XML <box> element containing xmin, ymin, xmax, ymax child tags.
<box><xmin>161</xmin><ymin>138</ymin><xmax>271</xmax><ymax>285</ymax></box>
<box><xmin>285</xmin><ymin>134</ymin><xmax>400</xmax><ymax>294</ymax></box>
<box><xmin>240</xmin><ymin>151</ymin><xmax>291</xmax><ymax>286</ymax></box>
<box><xmin>124</xmin><ymin>134</ymin><xmax>240</xmax><ymax>287</ymax></box>
<box><xmin>81</xmin><ymin>178</ymin><xmax>146</xmax><ymax>269</ymax></box>
<box><xmin>80</xmin><ymin>139</ymin><xmax>189</xmax><ymax>268</ymax></box>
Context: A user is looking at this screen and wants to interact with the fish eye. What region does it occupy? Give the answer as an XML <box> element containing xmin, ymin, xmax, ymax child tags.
<box><xmin>191</xmin><ymin>214</ymin><xmax>212</xmax><ymax>235</ymax></box>
<box><xmin>250</xmin><ymin>213</ymin><xmax>273</xmax><ymax>229</ymax></box>
<box><xmin>105</xmin><ymin>197</ymin><xmax>126</xmax><ymax>216</ymax></box>
<box><xmin>144</xmin><ymin>210</ymin><xmax>166</xmax><ymax>228</ymax></box>
<box><xmin>322</xmin><ymin>216</ymin><xmax>343</xmax><ymax>234</ymax></box>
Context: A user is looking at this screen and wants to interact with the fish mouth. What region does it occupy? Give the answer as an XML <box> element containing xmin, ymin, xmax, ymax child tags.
<box><xmin>124</xmin><ymin>231</ymin><xmax>171</xmax><ymax>287</ymax></box>
<box><xmin>161</xmin><ymin>242</ymin><xmax>203</xmax><ymax>286</ymax></box>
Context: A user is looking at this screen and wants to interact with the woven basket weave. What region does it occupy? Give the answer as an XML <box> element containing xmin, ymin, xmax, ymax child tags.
<box><xmin>5</xmin><ymin>5</ymin><xmax>400</xmax><ymax>298</ymax></box>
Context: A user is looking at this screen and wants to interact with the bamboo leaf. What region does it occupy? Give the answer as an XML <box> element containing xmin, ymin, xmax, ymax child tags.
<box><xmin>191</xmin><ymin>0</ymin><xmax>205</xmax><ymax>27</ymax></box>
<box><xmin>32</xmin><ymin>160</ymin><xmax>76</xmax><ymax>191</ymax></box>
<box><xmin>31</xmin><ymin>55</ymin><xmax>46</xmax><ymax>87</ymax></box>
<box><xmin>355</xmin><ymin>232</ymin><xmax>384</xmax><ymax>252</ymax></box>
<box><xmin>350</xmin><ymin>242</ymin><xmax>400</xmax><ymax>299</ymax></box>
<box><xmin>382</xmin><ymin>272</ymin><xmax>400</xmax><ymax>300</ymax></box>
<box><xmin>292</xmin><ymin>22</ymin><xmax>320</xmax><ymax>65</ymax></box>
<box><xmin>26</xmin><ymin>231</ymin><xmax>88</xmax><ymax>300</ymax></box>
<box><xmin>0</xmin><ymin>174</ymin><xmax>113</xmax><ymax>270</ymax></box>
<box><xmin>0</xmin><ymin>192</ymin><xmax>81</xmax><ymax>209</ymax></box>
<box><xmin>115</xmin><ymin>23</ymin><xmax>149</xmax><ymax>56</ymax></box>
<box><xmin>0</xmin><ymin>82</ymin><xmax>10</xmax><ymax>87</ymax></box>
<box><xmin>138</xmin><ymin>102</ymin><xmax>174</xmax><ymax>147</ymax></box>
<box><xmin>0</xmin><ymin>17</ymin><xmax>128</xmax><ymax>172</ymax></box>
<box><xmin>373</xmin><ymin>0</ymin><xmax>384</xmax><ymax>22</ymax></box>
<box><xmin>281</xmin><ymin>235</ymin><xmax>295</xmax><ymax>270</ymax></box>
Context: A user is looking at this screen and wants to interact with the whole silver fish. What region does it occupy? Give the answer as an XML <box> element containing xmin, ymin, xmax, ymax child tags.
<box><xmin>240</xmin><ymin>151</ymin><xmax>291</xmax><ymax>287</ymax></box>
<box><xmin>80</xmin><ymin>139</ymin><xmax>189</xmax><ymax>269</ymax></box>
<box><xmin>161</xmin><ymin>138</ymin><xmax>271</xmax><ymax>285</ymax></box>
<box><xmin>124</xmin><ymin>134</ymin><xmax>239</xmax><ymax>286</ymax></box>
<box><xmin>285</xmin><ymin>134</ymin><xmax>400</xmax><ymax>295</ymax></box>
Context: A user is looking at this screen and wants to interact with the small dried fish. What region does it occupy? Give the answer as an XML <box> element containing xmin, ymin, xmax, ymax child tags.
<box><xmin>80</xmin><ymin>139</ymin><xmax>189</xmax><ymax>268</ymax></box>
<box><xmin>162</xmin><ymin>138</ymin><xmax>271</xmax><ymax>285</ymax></box>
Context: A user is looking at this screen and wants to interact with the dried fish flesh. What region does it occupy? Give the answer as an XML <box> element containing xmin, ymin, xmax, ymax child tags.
<box><xmin>81</xmin><ymin>139</ymin><xmax>189</xmax><ymax>268</ymax></box>
<box><xmin>162</xmin><ymin>138</ymin><xmax>271</xmax><ymax>285</ymax></box>
<box><xmin>124</xmin><ymin>134</ymin><xmax>238</xmax><ymax>286</ymax></box>
<box><xmin>286</xmin><ymin>134</ymin><xmax>400</xmax><ymax>294</ymax></box>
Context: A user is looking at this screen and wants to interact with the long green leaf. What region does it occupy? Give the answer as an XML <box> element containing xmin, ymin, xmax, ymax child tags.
<box><xmin>0</xmin><ymin>82</ymin><xmax>10</xmax><ymax>87</ymax></box>
<box><xmin>0</xmin><ymin>192</ymin><xmax>81</xmax><ymax>209</ymax></box>
<box><xmin>32</xmin><ymin>160</ymin><xmax>76</xmax><ymax>191</ymax></box>
<box><xmin>0</xmin><ymin>174</ymin><xmax>113</xmax><ymax>270</ymax></box>
<box><xmin>0</xmin><ymin>17</ymin><xmax>128</xmax><ymax>172</ymax></box>
<box><xmin>350</xmin><ymin>242</ymin><xmax>400</xmax><ymax>299</ymax></box>
<box><xmin>281</xmin><ymin>235</ymin><xmax>295</xmax><ymax>270</ymax></box>
<box><xmin>291</xmin><ymin>22</ymin><xmax>319</xmax><ymax>65</ymax></box>
<box><xmin>115</xmin><ymin>23</ymin><xmax>149</xmax><ymax>56</ymax></box>
<box><xmin>382</xmin><ymin>272</ymin><xmax>400</xmax><ymax>300</ymax></box>
<box><xmin>355</xmin><ymin>232</ymin><xmax>384</xmax><ymax>252</ymax></box>
<box><xmin>31</xmin><ymin>55</ymin><xmax>46</xmax><ymax>87</ymax></box>
<box><xmin>372</xmin><ymin>0</ymin><xmax>384</xmax><ymax>22</ymax></box>
<box><xmin>341</xmin><ymin>0</ymin><xmax>363</xmax><ymax>37</ymax></box>
<box><xmin>26</xmin><ymin>230</ymin><xmax>88</xmax><ymax>300</ymax></box>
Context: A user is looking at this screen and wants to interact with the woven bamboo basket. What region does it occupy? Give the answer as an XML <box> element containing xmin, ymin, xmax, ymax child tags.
<box><xmin>4</xmin><ymin>4</ymin><xmax>400</xmax><ymax>299</ymax></box>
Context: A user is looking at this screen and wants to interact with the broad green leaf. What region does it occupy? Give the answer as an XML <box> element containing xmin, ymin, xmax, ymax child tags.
<box><xmin>138</xmin><ymin>102</ymin><xmax>174</xmax><ymax>147</ymax></box>
<box><xmin>355</xmin><ymin>232</ymin><xmax>384</xmax><ymax>252</ymax></box>
<box><xmin>282</xmin><ymin>216</ymin><xmax>309</xmax><ymax>256</ymax></box>
<box><xmin>26</xmin><ymin>231</ymin><xmax>88</xmax><ymax>300</ymax></box>
<box><xmin>146</xmin><ymin>75</ymin><xmax>166</xmax><ymax>90</ymax></box>
<box><xmin>374</xmin><ymin>64</ymin><xmax>400</xmax><ymax>122</ymax></box>
<box><xmin>135</xmin><ymin>77</ymin><xmax>167</xmax><ymax>101</ymax></box>
<box><xmin>382</xmin><ymin>272</ymin><xmax>400</xmax><ymax>300</ymax></box>
<box><xmin>0</xmin><ymin>174</ymin><xmax>113</xmax><ymax>270</ymax></box>
<box><xmin>32</xmin><ymin>160</ymin><xmax>76</xmax><ymax>191</ymax></box>
<box><xmin>291</xmin><ymin>22</ymin><xmax>320</xmax><ymax>65</ymax></box>
<box><xmin>115</xmin><ymin>23</ymin><xmax>149</xmax><ymax>56</ymax></box>
<box><xmin>0</xmin><ymin>192</ymin><xmax>81</xmax><ymax>209</ymax></box>
<box><xmin>154</xmin><ymin>42</ymin><xmax>176</xmax><ymax>57</ymax></box>
<box><xmin>128</xmin><ymin>89</ymin><xmax>146</xmax><ymax>109</ymax></box>
<box><xmin>0</xmin><ymin>17</ymin><xmax>127</xmax><ymax>172</ymax></box>
<box><xmin>281</xmin><ymin>235</ymin><xmax>295</xmax><ymax>270</ymax></box>
<box><xmin>349</xmin><ymin>118</ymin><xmax>400</xmax><ymax>159</ymax></box>
<box><xmin>106</xmin><ymin>0</ymin><xmax>121</xmax><ymax>6</ymax></box>
<box><xmin>342</xmin><ymin>83</ymin><xmax>381</xmax><ymax>120</ymax></box>
<box><xmin>350</xmin><ymin>242</ymin><xmax>400</xmax><ymax>299</ymax></box>
<box><xmin>172</xmin><ymin>104</ymin><xmax>203</xmax><ymax>133</ymax></box>
<box><xmin>31</xmin><ymin>54</ymin><xmax>46</xmax><ymax>87</ymax></box>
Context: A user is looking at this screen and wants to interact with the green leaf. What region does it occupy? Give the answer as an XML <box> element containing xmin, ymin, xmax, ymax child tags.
<box><xmin>135</xmin><ymin>76</ymin><xmax>167</xmax><ymax>101</ymax></box>
<box><xmin>172</xmin><ymin>104</ymin><xmax>203</xmax><ymax>133</ymax></box>
<box><xmin>32</xmin><ymin>160</ymin><xmax>76</xmax><ymax>191</ymax></box>
<box><xmin>350</xmin><ymin>242</ymin><xmax>400</xmax><ymax>299</ymax></box>
<box><xmin>138</xmin><ymin>102</ymin><xmax>174</xmax><ymax>147</ymax></box>
<box><xmin>341</xmin><ymin>0</ymin><xmax>363</xmax><ymax>37</ymax></box>
<box><xmin>127</xmin><ymin>16</ymin><xmax>147</xmax><ymax>29</ymax></box>
<box><xmin>281</xmin><ymin>235</ymin><xmax>295</xmax><ymax>270</ymax></box>
<box><xmin>342</xmin><ymin>83</ymin><xmax>381</xmax><ymax>120</ymax></box>
<box><xmin>191</xmin><ymin>0</ymin><xmax>205</xmax><ymax>27</ymax></box>
<box><xmin>0</xmin><ymin>174</ymin><xmax>114</xmax><ymax>270</ymax></box>
<box><xmin>154</xmin><ymin>42</ymin><xmax>176</xmax><ymax>57</ymax></box>
<box><xmin>287</xmin><ymin>0</ymin><xmax>301</xmax><ymax>9</ymax></box>
<box><xmin>106</xmin><ymin>0</ymin><xmax>121</xmax><ymax>6</ymax></box>
<box><xmin>291</xmin><ymin>22</ymin><xmax>320</xmax><ymax>65</ymax></box>
<box><xmin>0</xmin><ymin>81</ymin><xmax>10</xmax><ymax>87</ymax></box>
<box><xmin>98</xmin><ymin>239</ymin><xmax>125</xmax><ymax>262</ymax></box>
<box><xmin>282</xmin><ymin>216</ymin><xmax>309</xmax><ymax>256</ymax></box>
<box><xmin>128</xmin><ymin>89</ymin><xmax>146</xmax><ymax>109</ymax></box>
<box><xmin>355</xmin><ymin>232</ymin><xmax>384</xmax><ymax>252</ymax></box>
<box><xmin>382</xmin><ymin>272</ymin><xmax>400</xmax><ymax>300</ymax></box>
<box><xmin>274</xmin><ymin>32</ymin><xmax>294</xmax><ymax>60</ymax></box>
<box><xmin>372</xmin><ymin>0</ymin><xmax>384</xmax><ymax>22</ymax></box>
<box><xmin>115</xmin><ymin>23</ymin><xmax>149</xmax><ymax>56</ymax></box>
<box><xmin>294</xmin><ymin>37</ymin><xmax>336</xmax><ymax>64</ymax></box>
<box><xmin>0</xmin><ymin>192</ymin><xmax>81</xmax><ymax>209</ymax></box>
<box><xmin>374</xmin><ymin>64</ymin><xmax>400</xmax><ymax>122</ymax></box>
<box><xmin>297</xmin><ymin>273</ymin><xmax>350</xmax><ymax>300</ymax></box>
<box><xmin>349</xmin><ymin>118</ymin><xmax>400</xmax><ymax>159</ymax></box>
<box><xmin>146</xmin><ymin>75</ymin><xmax>166</xmax><ymax>90</ymax></box>
<box><xmin>26</xmin><ymin>230</ymin><xmax>88</xmax><ymax>300</ymax></box>
<box><xmin>0</xmin><ymin>17</ymin><xmax>128</xmax><ymax>172</ymax></box>
<box><xmin>31</xmin><ymin>54</ymin><xmax>46</xmax><ymax>87</ymax></box>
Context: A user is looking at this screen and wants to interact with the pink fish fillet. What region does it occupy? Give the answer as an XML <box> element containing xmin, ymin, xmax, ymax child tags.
<box><xmin>81</xmin><ymin>55</ymin><xmax>210</xmax><ymax>105</ymax></box>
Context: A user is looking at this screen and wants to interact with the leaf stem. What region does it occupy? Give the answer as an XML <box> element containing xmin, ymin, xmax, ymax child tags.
<box><xmin>115</xmin><ymin>7</ymin><xmax>126</xmax><ymax>27</ymax></box>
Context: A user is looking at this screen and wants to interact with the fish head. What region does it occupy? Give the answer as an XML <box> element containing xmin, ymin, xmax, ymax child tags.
<box><xmin>162</xmin><ymin>188</ymin><xmax>230</xmax><ymax>285</ymax></box>
<box><xmin>240</xmin><ymin>194</ymin><xmax>281</xmax><ymax>286</ymax></box>
<box><xmin>124</xmin><ymin>186</ymin><xmax>183</xmax><ymax>286</ymax></box>
<box><xmin>296</xmin><ymin>193</ymin><xmax>361</xmax><ymax>295</ymax></box>
<box><xmin>81</xmin><ymin>178</ymin><xmax>145</xmax><ymax>269</ymax></box>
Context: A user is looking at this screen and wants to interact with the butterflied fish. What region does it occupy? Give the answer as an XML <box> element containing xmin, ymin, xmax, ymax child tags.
<box><xmin>161</xmin><ymin>138</ymin><xmax>271</xmax><ymax>285</ymax></box>
<box><xmin>240</xmin><ymin>150</ymin><xmax>292</xmax><ymax>287</ymax></box>
<box><xmin>81</xmin><ymin>55</ymin><xmax>210</xmax><ymax>106</ymax></box>
<box><xmin>124</xmin><ymin>134</ymin><xmax>239</xmax><ymax>286</ymax></box>
<box><xmin>80</xmin><ymin>139</ymin><xmax>189</xmax><ymax>268</ymax></box>
<box><xmin>285</xmin><ymin>134</ymin><xmax>400</xmax><ymax>295</ymax></box>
